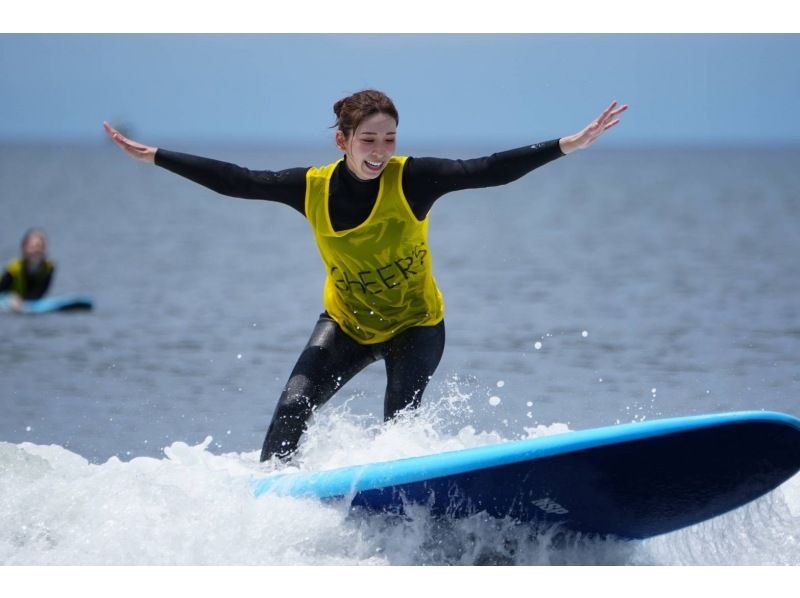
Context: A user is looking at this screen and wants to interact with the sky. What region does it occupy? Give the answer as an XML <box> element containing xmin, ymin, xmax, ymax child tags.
<box><xmin>2</xmin><ymin>11</ymin><xmax>799</xmax><ymax>148</ymax></box>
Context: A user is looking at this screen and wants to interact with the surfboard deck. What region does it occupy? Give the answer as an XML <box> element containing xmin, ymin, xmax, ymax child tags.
<box><xmin>0</xmin><ymin>293</ymin><xmax>93</xmax><ymax>314</ymax></box>
<box><xmin>252</xmin><ymin>411</ymin><xmax>800</xmax><ymax>539</ymax></box>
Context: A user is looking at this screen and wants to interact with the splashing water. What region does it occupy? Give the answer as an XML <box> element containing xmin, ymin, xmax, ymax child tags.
<box><xmin>2</xmin><ymin>391</ymin><xmax>799</xmax><ymax>565</ymax></box>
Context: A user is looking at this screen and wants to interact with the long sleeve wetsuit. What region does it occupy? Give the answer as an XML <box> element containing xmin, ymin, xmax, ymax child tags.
<box><xmin>0</xmin><ymin>262</ymin><xmax>54</xmax><ymax>300</ymax></box>
<box><xmin>154</xmin><ymin>140</ymin><xmax>564</xmax><ymax>231</ymax></box>
<box><xmin>153</xmin><ymin>141</ymin><xmax>565</xmax><ymax>460</ymax></box>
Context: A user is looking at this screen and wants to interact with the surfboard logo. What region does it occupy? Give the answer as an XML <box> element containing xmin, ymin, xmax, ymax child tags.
<box><xmin>532</xmin><ymin>497</ymin><xmax>569</xmax><ymax>515</ymax></box>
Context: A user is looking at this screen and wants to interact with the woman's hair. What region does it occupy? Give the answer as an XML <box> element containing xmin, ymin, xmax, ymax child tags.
<box><xmin>332</xmin><ymin>89</ymin><xmax>399</xmax><ymax>138</ymax></box>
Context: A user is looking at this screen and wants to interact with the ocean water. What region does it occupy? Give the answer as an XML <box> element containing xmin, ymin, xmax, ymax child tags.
<box><xmin>1</xmin><ymin>143</ymin><xmax>799</xmax><ymax>565</ymax></box>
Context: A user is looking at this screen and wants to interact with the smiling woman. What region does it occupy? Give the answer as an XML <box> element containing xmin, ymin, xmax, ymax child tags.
<box><xmin>103</xmin><ymin>88</ymin><xmax>626</xmax><ymax>463</ymax></box>
<box><xmin>338</xmin><ymin>112</ymin><xmax>397</xmax><ymax>178</ymax></box>
<box><xmin>333</xmin><ymin>90</ymin><xmax>398</xmax><ymax>180</ymax></box>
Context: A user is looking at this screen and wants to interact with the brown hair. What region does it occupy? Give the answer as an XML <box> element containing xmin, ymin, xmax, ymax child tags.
<box><xmin>332</xmin><ymin>89</ymin><xmax>399</xmax><ymax>138</ymax></box>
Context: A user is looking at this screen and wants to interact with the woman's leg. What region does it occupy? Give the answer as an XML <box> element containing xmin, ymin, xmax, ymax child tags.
<box><xmin>382</xmin><ymin>320</ymin><xmax>446</xmax><ymax>420</ymax></box>
<box><xmin>260</xmin><ymin>314</ymin><xmax>377</xmax><ymax>461</ymax></box>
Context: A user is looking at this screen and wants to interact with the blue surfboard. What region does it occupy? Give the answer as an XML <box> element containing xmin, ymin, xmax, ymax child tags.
<box><xmin>252</xmin><ymin>411</ymin><xmax>800</xmax><ymax>539</ymax></box>
<box><xmin>0</xmin><ymin>292</ymin><xmax>93</xmax><ymax>314</ymax></box>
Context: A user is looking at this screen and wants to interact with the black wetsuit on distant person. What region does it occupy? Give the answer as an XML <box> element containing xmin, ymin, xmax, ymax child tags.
<box><xmin>154</xmin><ymin>140</ymin><xmax>565</xmax><ymax>460</ymax></box>
<box><xmin>0</xmin><ymin>260</ymin><xmax>54</xmax><ymax>300</ymax></box>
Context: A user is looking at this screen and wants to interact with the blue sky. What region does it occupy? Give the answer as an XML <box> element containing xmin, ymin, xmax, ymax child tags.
<box><xmin>1</xmin><ymin>33</ymin><xmax>798</xmax><ymax>147</ymax></box>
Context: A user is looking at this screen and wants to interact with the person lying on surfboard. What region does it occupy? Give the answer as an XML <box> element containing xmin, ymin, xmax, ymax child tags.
<box><xmin>0</xmin><ymin>228</ymin><xmax>55</xmax><ymax>312</ymax></box>
<box><xmin>104</xmin><ymin>90</ymin><xmax>626</xmax><ymax>462</ymax></box>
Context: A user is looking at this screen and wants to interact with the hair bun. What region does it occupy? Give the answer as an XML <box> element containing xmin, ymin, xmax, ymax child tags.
<box><xmin>333</xmin><ymin>99</ymin><xmax>345</xmax><ymax>117</ymax></box>
<box><xmin>331</xmin><ymin>89</ymin><xmax>398</xmax><ymax>135</ymax></box>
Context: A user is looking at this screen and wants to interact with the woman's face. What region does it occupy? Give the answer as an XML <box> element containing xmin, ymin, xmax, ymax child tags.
<box><xmin>22</xmin><ymin>233</ymin><xmax>46</xmax><ymax>266</ymax></box>
<box><xmin>336</xmin><ymin>112</ymin><xmax>397</xmax><ymax>181</ymax></box>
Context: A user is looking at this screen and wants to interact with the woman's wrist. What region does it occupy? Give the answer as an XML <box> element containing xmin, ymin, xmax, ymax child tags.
<box><xmin>558</xmin><ymin>135</ymin><xmax>579</xmax><ymax>155</ymax></box>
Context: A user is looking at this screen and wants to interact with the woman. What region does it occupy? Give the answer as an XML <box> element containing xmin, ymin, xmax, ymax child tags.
<box><xmin>104</xmin><ymin>90</ymin><xmax>626</xmax><ymax>462</ymax></box>
<box><xmin>0</xmin><ymin>228</ymin><xmax>55</xmax><ymax>312</ymax></box>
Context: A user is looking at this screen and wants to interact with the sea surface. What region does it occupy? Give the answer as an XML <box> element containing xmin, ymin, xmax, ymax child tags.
<box><xmin>1</xmin><ymin>142</ymin><xmax>799</xmax><ymax>565</ymax></box>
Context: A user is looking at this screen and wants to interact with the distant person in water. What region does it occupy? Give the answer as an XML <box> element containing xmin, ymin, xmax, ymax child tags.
<box><xmin>0</xmin><ymin>228</ymin><xmax>55</xmax><ymax>312</ymax></box>
<box><xmin>104</xmin><ymin>90</ymin><xmax>627</xmax><ymax>463</ymax></box>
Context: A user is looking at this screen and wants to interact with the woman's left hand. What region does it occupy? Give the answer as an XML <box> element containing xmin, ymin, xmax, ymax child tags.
<box><xmin>559</xmin><ymin>101</ymin><xmax>628</xmax><ymax>155</ymax></box>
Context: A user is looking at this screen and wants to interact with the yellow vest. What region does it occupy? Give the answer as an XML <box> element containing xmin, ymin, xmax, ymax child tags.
<box><xmin>5</xmin><ymin>258</ymin><xmax>54</xmax><ymax>298</ymax></box>
<box><xmin>306</xmin><ymin>157</ymin><xmax>444</xmax><ymax>344</ymax></box>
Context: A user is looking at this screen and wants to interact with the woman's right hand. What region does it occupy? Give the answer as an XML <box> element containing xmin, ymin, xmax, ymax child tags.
<box><xmin>103</xmin><ymin>122</ymin><xmax>157</xmax><ymax>163</ymax></box>
<box><xmin>8</xmin><ymin>293</ymin><xmax>23</xmax><ymax>313</ymax></box>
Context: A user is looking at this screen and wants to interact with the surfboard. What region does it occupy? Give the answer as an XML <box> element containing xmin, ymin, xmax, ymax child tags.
<box><xmin>0</xmin><ymin>292</ymin><xmax>93</xmax><ymax>314</ymax></box>
<box><xmin>252</xmin><ymin>411</ymin><xmax>800</xmax><ymax>539</ymax></box>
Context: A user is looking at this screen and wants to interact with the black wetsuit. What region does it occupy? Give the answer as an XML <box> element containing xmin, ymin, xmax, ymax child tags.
<box><xmin>0</xmin><ymin>261</ymin><xmax>54</xmax><ymax>300</ymax></box>
<box><xmin>155</xmin><ymin>140</ymin><xmax>564</xmax><ymax>460</ymax></box>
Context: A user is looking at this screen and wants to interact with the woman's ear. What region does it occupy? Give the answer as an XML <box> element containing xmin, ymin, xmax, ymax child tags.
<box><xmin>335</xmin><ymin>130</ymin><xmax>347</xmax><ymax>152</ymax></box>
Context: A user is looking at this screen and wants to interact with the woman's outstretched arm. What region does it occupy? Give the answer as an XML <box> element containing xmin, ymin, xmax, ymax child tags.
<box><xmin>102</xmin><ymin>122</ymin><xmax>307</xmax><ymax>214</ymax></box>
<box><xmin>402</xmin><ymin>101</ymin><xmax>628</xmax><ymax>218</ymax></box>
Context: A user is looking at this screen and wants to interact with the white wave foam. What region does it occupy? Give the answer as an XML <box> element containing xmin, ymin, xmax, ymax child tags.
<box><xmin>2</xmin><ymin>392</ymin><xmax>798</xmax><ymax>565</ymax></box>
